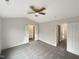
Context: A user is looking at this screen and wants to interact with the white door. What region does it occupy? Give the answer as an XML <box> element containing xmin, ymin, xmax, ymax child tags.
<box><xmin>35</xmin><ymin>25</ymin><xmax>39</xmax><ymax>40</ymax></box>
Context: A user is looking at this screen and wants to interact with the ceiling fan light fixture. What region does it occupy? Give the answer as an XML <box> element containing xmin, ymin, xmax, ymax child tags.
<box><xmin>35</xmin><ymin>13</ymin><xmax>39</xmax><ymax>17</ymax></box>
<box><xmin>5</xmin><ymin>0</ymin><xmax>9</xmax><ymax>2</ymax></box>
<box><xmin>35</xmin><ymin>13</ymin><xmax>39</xmax><ymax>15</ymax></box>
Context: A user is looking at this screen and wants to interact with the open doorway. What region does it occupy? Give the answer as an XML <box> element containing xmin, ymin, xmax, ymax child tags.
<box><xmin>57</xmin><ymin>24</ymin><xmax>67</xmax><ymax>50</ymax></box>
<box><xmin>25</xmin><ymin>24</ymin><xmax>38</xmax><ymax>43</ymax></box>
<box><xmin>27</xmin><ymin>25</ymin><xmax>35</xmax><ymax>42</ymax></box>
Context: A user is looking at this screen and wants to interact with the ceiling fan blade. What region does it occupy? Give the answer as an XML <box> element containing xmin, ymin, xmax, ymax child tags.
<box><xmin>39</xmin><ymin>12</ymin><xmax>45</xmax><ymax>15</ymax></box>
<box><xmin>30</xmin><ymin>6</ymin><xmax>39</xmax><ymax>12</ymax></box>
<box><xmin>27</xmin><ymin>12</ymin><xmax>35</xmax><ymax>14</ymax></box>
<box><xmin>38</xmin><ymin>7</ymin><xmax>46</xmax><ymax>12</ymax></box>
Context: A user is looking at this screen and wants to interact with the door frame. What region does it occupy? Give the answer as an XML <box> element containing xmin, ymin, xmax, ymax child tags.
<box><xmin>25</xmin><ymin>24</ymin><xmax>39</xmax><ymax>43</ymax></box>
<box><xmin>57</xmin><ymin>25</ymin><xmax>61</xmax><ymax>46</ymax></box>
<box><xmin>56</xmin><ymin>24</ymin><xmax>67</xmax><ymax>50</ymax></box>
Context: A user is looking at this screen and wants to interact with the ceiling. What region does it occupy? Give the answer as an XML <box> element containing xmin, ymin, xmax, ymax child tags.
<box><xmin>0</xmin><ymin>0</ymin><xmax>79</xmax><ymax>23</ymax></box>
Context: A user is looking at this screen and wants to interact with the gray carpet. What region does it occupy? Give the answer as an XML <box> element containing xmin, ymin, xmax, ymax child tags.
<box><xmin>1</xmin><ymin>40</ymin><xmax>79</xmax><ymax>59</ymax></box>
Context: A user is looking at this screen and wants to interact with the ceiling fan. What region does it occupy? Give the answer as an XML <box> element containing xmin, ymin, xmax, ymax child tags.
<box><xmin>28</xmin><ymin>5</ymin><xmax>46</xmax><ymax>16</ymax></box>
<box><xmin>5</xmin><ymin>0</ymin><xmax>9</xmax><ymax>2</ymax></box>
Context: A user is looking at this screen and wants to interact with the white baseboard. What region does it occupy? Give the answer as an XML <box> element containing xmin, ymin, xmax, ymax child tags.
<box><xmin>2</xmin><ymin>41</ymin><xmax>28</xmax><ymax>50</ymax></box>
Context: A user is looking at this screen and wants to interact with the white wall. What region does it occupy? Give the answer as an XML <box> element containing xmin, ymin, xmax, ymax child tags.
<box><xmin>2</xmin><ymin>18</ymin><xmax>38</xmax><ymax>49</ymax></box>
<box><xmin>67</xmin><ymin>22</ymin><xmax>79</xmax><ymax>55</ymax></box>
<box><xmin>39</xmin><ymin>23</ymin><xmax>57</xmax><ymax>46</ymax></box>
<box><xmin>39</xmin><ymin>17</ymin><xmax>79</xmax><ymax>55</ymax></box>
<box><xmin>0</xmin><ymin>18</ymin><xmax>2</xmax><ymax>54</ymax></box>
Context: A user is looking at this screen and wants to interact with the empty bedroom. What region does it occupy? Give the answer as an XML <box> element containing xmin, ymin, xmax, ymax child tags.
<box><xmin>0</xmin><ymin>0</ymin><xmax>79</xmax><ymax>59</ymax></box>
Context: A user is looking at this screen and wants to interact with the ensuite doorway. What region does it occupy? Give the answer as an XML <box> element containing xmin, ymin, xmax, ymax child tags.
<box><xmin>25</xmin><ymin>24</ymin><xmax>38</xmax><ymax>43</ymax></box>
<box><xmin>57</xmin><ymin>24</ymin><xmax>67</xmax><ymax>50</ymax></box>
<box><xmin>28</xmin><ymin>25</ymin><xmax>35</xmax><ymax>42</ymax></box>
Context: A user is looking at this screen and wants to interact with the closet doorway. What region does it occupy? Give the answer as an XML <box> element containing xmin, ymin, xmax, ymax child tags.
<box><xmin>57</xmin><ymin>24</ymin><xmax>67</xmax><ymax>50</ymax></box>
